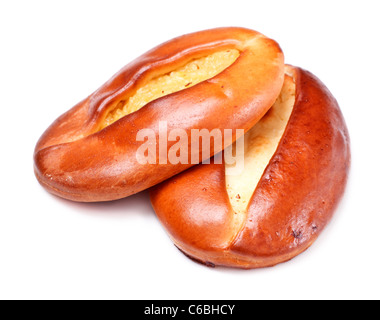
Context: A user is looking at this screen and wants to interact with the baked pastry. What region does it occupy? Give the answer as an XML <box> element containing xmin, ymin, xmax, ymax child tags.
<box><xmin>150</xmin><ymin>65</ymin><xmax>351</xmax><ymax>269</ymax></box>
<box><xmin>34</xmin><ymin>27</ymin><xmax>284</xmax><ymax>202</ymax></box>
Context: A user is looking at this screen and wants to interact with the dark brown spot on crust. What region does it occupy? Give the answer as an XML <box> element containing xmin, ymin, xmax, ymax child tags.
<box><xmin>292</xmin><ymin>230</ymin><xmax>303</xmax><ymax>239</ymax></box>
<box><xmin>205</xmin><ymin>261</ymin><xmax>216</xmax><ymax>268</ymax></box>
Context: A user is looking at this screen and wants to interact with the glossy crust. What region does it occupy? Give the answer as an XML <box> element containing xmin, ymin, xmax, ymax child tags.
<box><xmin>150</xmin><ymin>66</ymin><xmax>351</xmax><ymax>269</ymax></box>
<box><xmin>34</xmin><ymin>27</ymin><xmax>284</xmax><ymax>202</ymax></box>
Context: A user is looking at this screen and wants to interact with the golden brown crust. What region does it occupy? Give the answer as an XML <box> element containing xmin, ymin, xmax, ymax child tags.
<box><xmin>34</xmin><ymin>27</ymin><xmax>284</xmax><ymax>202</ymax></box>
<box><xmin>150</xmin><ymin>66</ymin><xmax>351</xmax><ymax>269</ymax></box>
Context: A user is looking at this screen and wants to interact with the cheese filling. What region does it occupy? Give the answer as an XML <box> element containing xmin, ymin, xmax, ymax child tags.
<box><xmin>100</xmin><ymin>49</ymin><xmax>240</xmax><ymax>129</ymax></box>
<box><xmin>226</xmin><ymin>75</ymin><xmax>296</xmax><ymax>216</ymax></box>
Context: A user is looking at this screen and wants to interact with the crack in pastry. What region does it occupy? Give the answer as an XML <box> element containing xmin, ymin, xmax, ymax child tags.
<box><xmin>226</xmin><ymin>75</ymin><xmax>295</xmax><ymax>233</ymax></box>
<box><xmin>101</xmin><ymin>50</ymin><xmax>240</xmax><ymax>129</ymax></box>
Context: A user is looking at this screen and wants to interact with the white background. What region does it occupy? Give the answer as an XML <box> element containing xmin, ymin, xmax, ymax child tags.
<box><xmin>0</xmin><ymin>0</ymin><xmax>379</xmax><ymax>300</ymax></box>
